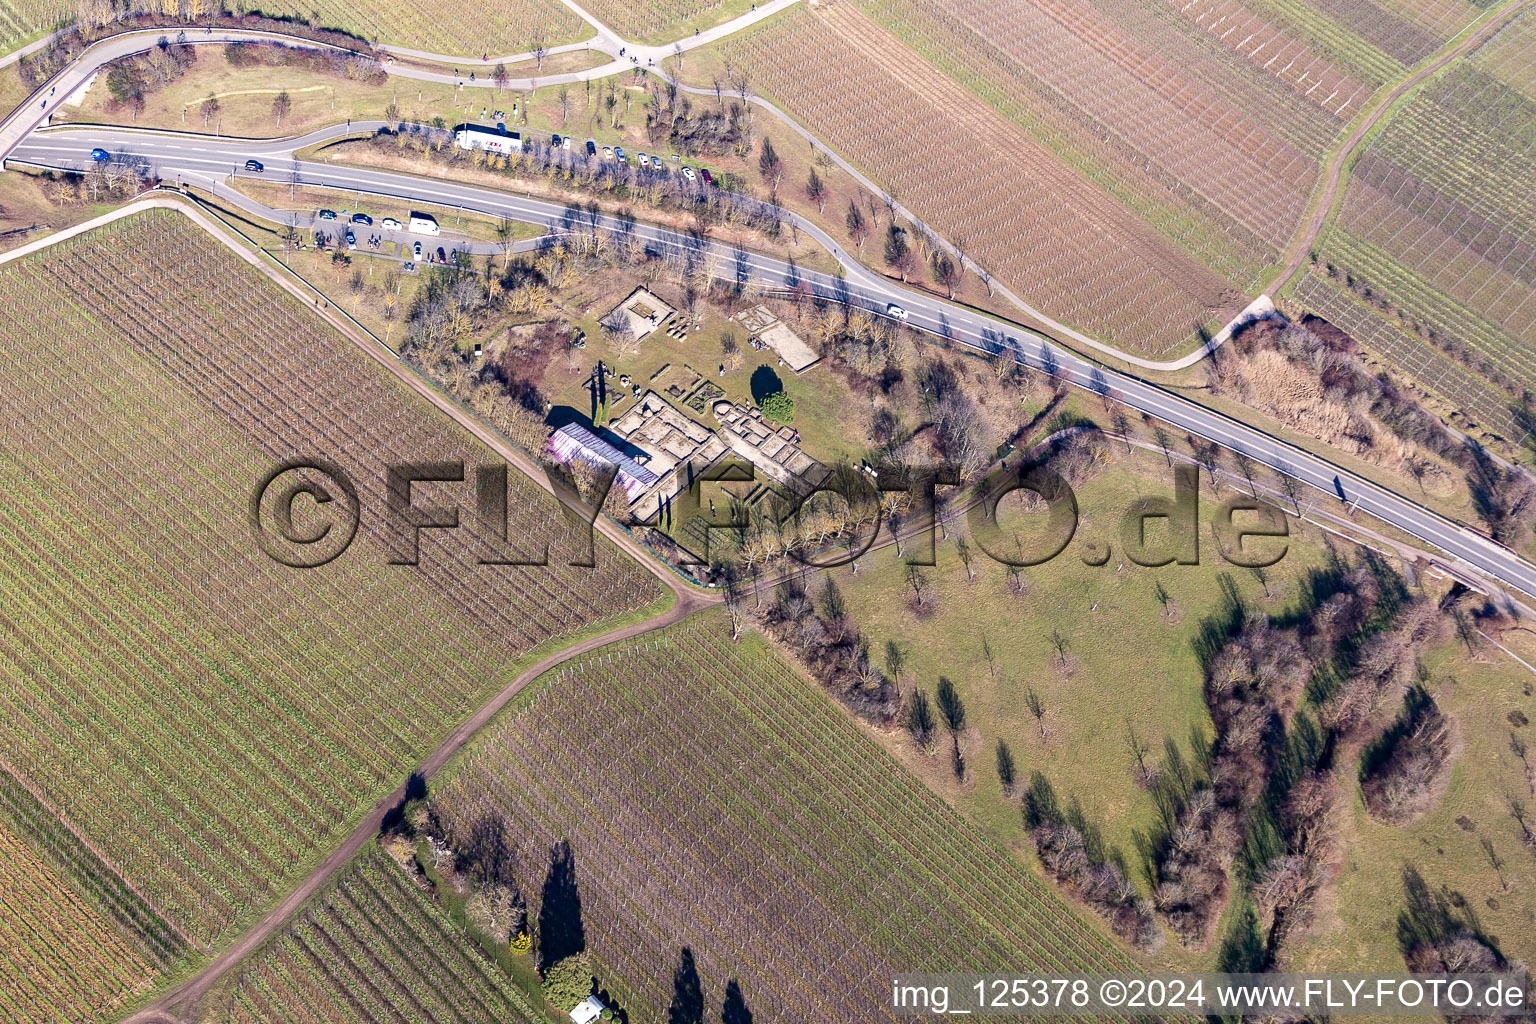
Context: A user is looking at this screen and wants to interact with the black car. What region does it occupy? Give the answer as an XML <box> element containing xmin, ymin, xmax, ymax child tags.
<box><xmin>243</xmin><ymin>159</ymin><xmax>263</xmax><ymax>172</ymax></box>
<box><xmin>317</xmin><ymin>209</ymin><xmax>337</xmax><ymax>220</ymax></box>
<box><xmin>585</xmin><ymin>139</ymin><xmax>597</xmax><ymax>157</ymax></box>
<box><xmin>351</xmin><ymin>213</ymin><xmax>372</xmax><ymax>226</ymax></box>
<box><xmin>436</xmin><ymin>246</ymin><xmax>447</xmax><ymax>263</ymax></box>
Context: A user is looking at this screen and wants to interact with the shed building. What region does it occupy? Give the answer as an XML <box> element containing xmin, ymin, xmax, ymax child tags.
<box><xmin>544</xmin><ymin>423</ymin><xmax>660</xmax><ymax>503</ymax></box>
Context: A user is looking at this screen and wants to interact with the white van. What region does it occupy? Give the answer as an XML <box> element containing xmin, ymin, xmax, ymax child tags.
<box><xmin>407</xmin><ymin>213</ymin><xmax>440</xmax><ymax>236</ymax></box>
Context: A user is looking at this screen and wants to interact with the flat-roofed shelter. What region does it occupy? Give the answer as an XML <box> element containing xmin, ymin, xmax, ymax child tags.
<box><xmin>603</xmin><ymin>287</ymin><xmax>677</xmax><ymax>343</ymax></box>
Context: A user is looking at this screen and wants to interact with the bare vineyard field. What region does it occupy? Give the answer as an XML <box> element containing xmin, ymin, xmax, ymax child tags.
<box><xmin>580</xmin><ymin>0</ymin><xmax>753</xmax><ymax>43</ymax></box>
<box><xmin>1311</xmin><ymin>10</ymin><xmax>1536</xmax><ymax>442</ymax></box>
<box><xmin>0</xmin><ymin>0</ymin><xmax>67</xmax><ymax>55</ymax></box>
<box><xmin>849</xmin><ymin>0</ymin><xmax>1324</xmax><ymax>259</ymax></box>
<box><xmin>437</xmin><ymin>617</ymin><xmax>1132</xmax><ymax>1022</ymax></box>
<box><xmin>246</xmin><ymin>0</ymin><xmax>584</xmax><ymax>54</ymax></box>
<box><xmin>720</xmin><ymin>5</ymin><xmax>1244</xmax><ymax>356</ymax></box>
<box><xmin>0</xmin><ymin>0</ymin><xmax>583</xmax><ymax>57</ymax></box>
<box><xmin>1226</xmin><ymin>0</ymin><xmax>1478</xmax><ymax>83</ymax></box>
<box><xmin>0</xmin><ymin>819</ymin><xmax>154</xmax><ymax>1024</ymax></box>
<box><xmin>0</xmin><ymin>210</ymin><xmax>660</xmax><ymax>963</ymax></box>
<box><xmin>213</xmin><ymin>847</ymin><xmax>541</xmax><ymax>1024</ymax></box>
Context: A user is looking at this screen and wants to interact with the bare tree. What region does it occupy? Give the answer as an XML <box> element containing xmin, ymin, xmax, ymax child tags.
<box><xmin>1482</xmin><ymin>836</ymin><xmax>1508</xmax><ymax>891</ymax></box>
<box><xmin>904</xmin><ymin>563</ymin><xmax>931</xmax><ymax>607</ymax></box>
<box><xmin>495</xmin><ymin>215</ymin><xmax>517</xmax><ymax>268</ymax></box>
<box><xmin>558</xmin><ymin>85</ymin><xmax>571</xmax><ymax>125</ymax></box>
<box><xmin>202</xmin><ymin>92</ymin><xmax>220</xmax><ymax>128</ymax></box>
<box><xmin>493</xmin><ymin>63</ymin><xmax>509</xmax><ymax>93</ymax></box>
<box><xmin>955</xmin><ymin>534</ymin><xmax>975</xmax><ymax>582</ymax></box>
<box><xmin>532</xmin><ymin>37</ymin><xmax>548</xmax><ymax>71</ymax></box>
<box><xmin>271</xmin><ymin>90</ymin><xmax>291</xmax><ymax>128</ymax></box>
<box><xmin>1024</xmin><ymin>686</ymin><xmax>1047</xmax><ymax>736</ymax></box>
<box><xmin>1151</xmin><ymin>424</ymin><xmax>1173</xmax><ymax>467</ymax></box>
<box><xmin>884</xmin><ymin>640</ymin><xmax>907</xmax><ymax>690</ymax></box>
<box><xmin>1231</xmin><ymin>449</ymin><xmax>1258</xmax><ymax>495</ymax></box>
<box><xmin>1511</xmin><ymin>733</ymin><xmax>1534</xmax><ymax>796</ymax></box>
<box><xmin>1126</xmin><ymin>721</ymin><xmax>1159</xmax><ymax>787</ymax></box>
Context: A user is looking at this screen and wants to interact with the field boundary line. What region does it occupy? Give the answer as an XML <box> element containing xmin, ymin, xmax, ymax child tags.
<box><xmin>0</xmin><ymin>756</ymin><xmax>201</xmax><ymax>952</ymax></box>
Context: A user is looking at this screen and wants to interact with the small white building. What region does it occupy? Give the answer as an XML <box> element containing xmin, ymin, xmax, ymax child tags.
<box><xmin>407</xmin><ymin>213</ymin><xmax>440</xmax><ymax>236</ymax></box>
<box><xmin>569</xmin><ymin>995</ymin><xmax>606</xmax><ymax>1024</ymax></box>
<box><xmin>454</xmin><ymin>122</ymin><xmax>522</xmax><ymax>155</ymax></box>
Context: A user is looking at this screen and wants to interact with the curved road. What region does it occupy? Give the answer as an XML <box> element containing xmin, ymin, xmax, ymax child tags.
<box><xmin>12</xmin><ymin>124</ymin><xmax>1535</xmax><ymax>608</ymax></box>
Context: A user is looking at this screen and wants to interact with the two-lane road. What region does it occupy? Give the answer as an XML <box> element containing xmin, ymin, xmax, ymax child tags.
<box><xmin>14</xmin><ymin>125</ymin><xmax>1536</xmax><ymax>605</ymax></box>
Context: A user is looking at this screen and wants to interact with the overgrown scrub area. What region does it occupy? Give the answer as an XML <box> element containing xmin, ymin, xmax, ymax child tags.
<box><xmin>8</xmin><ymin>0</ymin><xmax>579</xmax><ymax>72</ymax></box>
<box><xmin>100</xmin><ymin>35</ymin><xmax>194</xmax><ymax>112</ymax></box>
<box><xmin>1151</xmin><ymin>556</ymin><xmax>1453</xmax><ymax>969</ymax></box>
<box><xmin>1359</xmin><ymin>685</ymin><xmax>1456</xmax><ymax>824</ymax></box>
<box><xmin>432</xmin><ymin>616</ymin><xmax>1131</xmax><ymax>1022</ymax></box>
<box><xmin>16</xmin><ymin>8</ymin><xmax>380</xmax><ymax>88</ymax></box>
<box><xmin>223</xmin><ymin>39</ymin><xmax>384</xmax><ymax>83</ymax></box>
<box><xmin>1211</xmin><ymin>314</ymin><xmax>1536</xmax><ymax>547</ymax></box>
<box><xmin>208</xmin><ymin>845</ymin><xmax>543</xmax><ymax>1024</ymax></box>
<box><xmin>0</xmin><ymin>209</ymin><xmax>659</xmax><ymax>998</ymax></box>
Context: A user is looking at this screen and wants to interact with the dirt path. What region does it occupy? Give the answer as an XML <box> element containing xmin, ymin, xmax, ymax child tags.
<box><xmin>1274</xmin><ymin>0</ymin><xmax>1536</xmax><ymax>291</ymax></box>
<box><xmin>124</xmin><ymin>589</ymin><xmax>705</xmax><ymax>1024</ymax></box>
<box><xmin>72</xmin><ymin>196</ymin><xmax>720</xmax><ymax>1024</ymax></box>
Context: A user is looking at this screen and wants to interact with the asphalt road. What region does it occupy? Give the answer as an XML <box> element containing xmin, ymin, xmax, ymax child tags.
<box><xmin>13</xmin><ymin>125</ymin><xmax>1536</xmax><ymax>605</ymax></box>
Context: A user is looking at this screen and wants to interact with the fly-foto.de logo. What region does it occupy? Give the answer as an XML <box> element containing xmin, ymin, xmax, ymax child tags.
<box><xmin>253</xmin><ymin>457</ymin><xmax>1289</xmax><ymax>571</ymax></box>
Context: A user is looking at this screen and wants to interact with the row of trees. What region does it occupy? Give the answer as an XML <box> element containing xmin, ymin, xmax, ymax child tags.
<box><xmin>756</xmin><ymin>576</ymin><xmax>901</xmax><ymax>725</ymax></box>
<box><xmin>375</xmin><ymin>125</ymin><xmax>786</xmax><ymax>240</ymax></box>
<box><xmin>20</xmin><ymin>2</ymin><xmax>377</xmax><ymax>87</ymax></box>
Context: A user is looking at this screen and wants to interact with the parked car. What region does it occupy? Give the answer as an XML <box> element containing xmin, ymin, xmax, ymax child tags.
<box><xmin>243</xmin><ymin>159</ymin><xmax>263</xmax><ymax>172</ymax></box>
<box><xmin>550</xmin><ymin>133</ymin><xmax>561</xmax><ymax>148</ymax></box>
<box><xmin>562</xmin><ymin>136</ymin><xmax>572</xmax><ymax>150</ymax></box>
<box><xmin>351</xmin><ymin>213</ymin><xmax>372</xmax><ymax>226</ymax></box>
<box><xmin>345</xmin><ymin>230</ymin><xmax>356</xmax><ymax>250</ymax></box>
<box><xmin>885</xmin><ymin>303</ymin><xmax>909</xmax><ymax>320</ymax></box>
<box><xmin>614</xmin><ymin>146</ymin><xmax>626</xmax><ymax>161</ymax></box>
<box><xmin>381</xmin><ymin>217</ymin><xmax>402</xmax><ymax>230</ymax></box>
<box><xmin>317</xmin><ymin>208</ymin><xmax>337</xmax><ymax>220</ymax></box>
<box><xmin>90</xmin><ymin>147</ymin><xmax>109</xmax><ymax>161</ymax></box>
<box><xmin>637</xmin><ymin>153</ymin><xmax>650</xmax><ymax>167</ymax></box>
<box><xmin>681</xmin><ymin>166</ymin><xmax>696</xmax><ymax>182</ymax></box>
<box><xmin>413</xmin><ymin>241</ymin><xmax>422</xmax><ymax>260</ymax></box>
<box><xmin>585</xmin><ymin>139</ymin><xmax>597</xmax><ymax>156</ymax></box>
<box><xmin>602</xmin><ymin>146</ymin><xmax>613</xmax><ymax>160</ymax></box>
<box><xmin>436</xmin><ymin>246</ymin><xmax>447</xmax><ymax>263</ymax></box>
<box><xmin>699</xmin><ymin>168</ymin><xmax>714</xmax><ymax>186</ymax></box>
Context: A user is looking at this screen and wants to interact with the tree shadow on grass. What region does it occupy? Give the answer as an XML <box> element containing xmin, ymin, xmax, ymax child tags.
<box><xmin>749</xmin><ymin>364</ymin><xmax>783</xmax><ymax>405</ymax></box>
